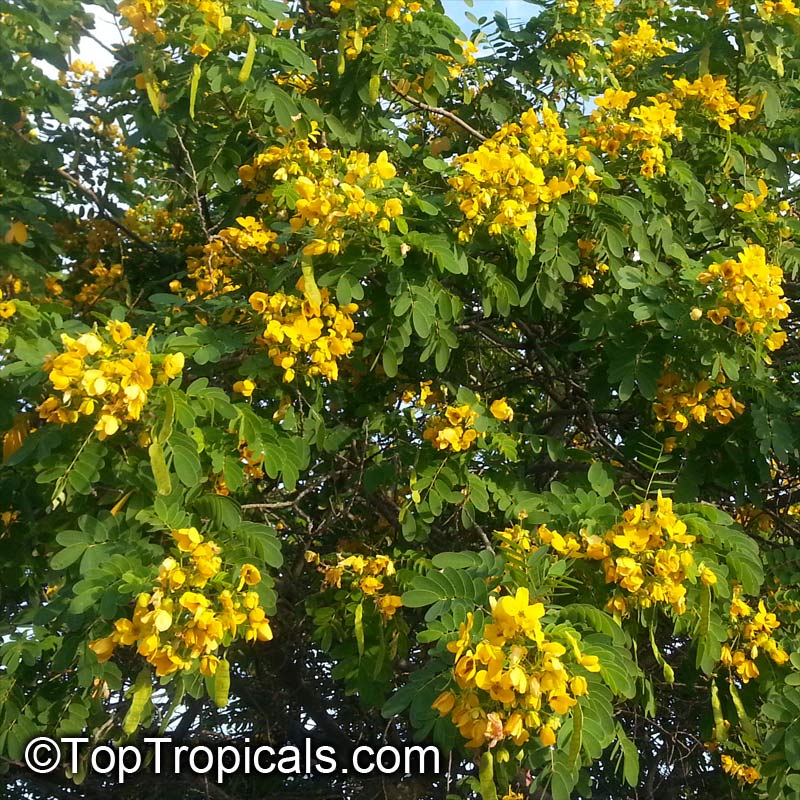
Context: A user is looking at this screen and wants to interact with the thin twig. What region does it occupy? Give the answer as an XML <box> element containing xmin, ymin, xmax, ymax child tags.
<box><xmin>173</xmin><ymin>125</ymin><xmax>212</xmax><ymax>237</ymax></box>
<box><xmin>388</xmin><ymin>80</ymin><xmax>487</xmax><ymax>142</ymax></box>
<box><xmin>54</xmin><ymin>165</ymin><xmax>160</xmax><ymax>255</ymax></box>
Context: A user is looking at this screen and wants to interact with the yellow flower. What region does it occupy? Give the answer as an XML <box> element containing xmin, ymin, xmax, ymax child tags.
<box><xmin>432</xmin><ymin>690</ymin><xmax>456</xmax><ymax>715</ymax></box>
<box><xmin>373</xmin><ymin>151</ymin><xmax>397</xmax><ymax>180</ymax></box>
<box><xmin>383</xmin><ymin>198</ymin><xmax>404</xmax><ymax>218</ymax></box>
<box><xmin>375</xmin><ymin>594</ymin><xmax>403</xmax><ymax>620</ymax></box>
<box><xmin>173</xmin><ymin>526</ymin><xmax>203</xmax><ymax>552</ymax></box>
<box><xmin>359</xmin><ymin>575</ymin><xmax>384</xmax><ymax>595</ymax></box>
<box><xmin>490</xmin><ymin>398</ymin><xmax>514</xmax><ymax>422</ymax></box>
<box><xmin>539</xmin><ymin>725</ymin><xmax>556</xmax><ymax>746</ymax></box>
<box><xmin>190</xmin><ymin>42</ymin><xmax>213</xmax><ymax>58</ymax></box>
<box><xmin>200</xmin><ymin>655</ymin><xmax>219</xmax><ymax>676</ymax></box>
<box><xmin>4</xmin><ymin>221</ymin><xmax>28</xmax><ymax>244</ymax></box>
<box><xmin>238</xmin><ymin>563</ymin><xmax>262</xmax><ymax>589</ymax></box>
<box><xmin>233</xmin><ymin>379</ymin><xmax>256</xmax><ymax>397</ymax></box>
<box><xmin>303</xmin><ymin>239</ymin><xmax>328</xmax><ymax>256</ymax></box>
<box><xmin>88</xmin><ymin>636</ymin><xmax>116</xmax><ymax>662</ymax></box>
<box><xmin>96</xmin><ymin>414</ymin><xmax>121</xmax><ymax>437</ymax></box>
<box><xmin>160</xmin><ymin>352</ymin><xmax>185</xmax><ymax>381</ymax></box>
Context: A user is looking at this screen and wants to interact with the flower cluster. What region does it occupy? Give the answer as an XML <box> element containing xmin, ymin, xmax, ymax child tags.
<box><xmin>124</xmin><ymin>202</ymin><xmax>195</xmax><ymax>243</ymax></box>
<box><xmin>90</xmin><ymin>527</ymin><xmax>271</xmax><ymax>677</ymax></box>
<box><xmin>669</xmin><ymin>75</ymin><xmax>756</xmax><ymax>131</ymax></box>
<box><xmin>180</xmin><ymin>240</ymin><xmax>241</xmax><ymax>301</ymax></box>
<box><xmin>58</xmin><ymin>59</ymin><xmax>101</xmax><ymax>89</ymax></box>
<box><xmin>307</xmin><ymin>550</ymin><xmax>403</xmax><ymax>621</ymax></box>
<box><xmin>423</xmin><ymin>403</ymin><xmax>480</xmax><ymax>452</ymax></box>
<box><xmin>698</xmin><ymin>245</ymin><xmax>789</xmax><ymax>350</ymax></box>
<box><xmin>329</xmin><ymin>0</ymin><xmax>425</xmax><ymax>22</ymax></box>
<box><xmin>248</xmin><ymin>287</ymin><xmax>362</xmax><ymax>383</ymax></box>
<box><xmin>759</xmin><ymin>0</ymin><xmax>800</xmax><ymax>20</ymax></box>
<box><xmin>236</xmin><ymin>127</ymin><xmax>405</xmax><ymax>258</ymax></box>
<box><xmin>118</xmin><ymin>0</ymin><xmax>230</xmax><ymax>43</ymax></box>
<box><xmin>557</xmin><ymin>0</ymin><xmax>615</xmax><ymax>18</ymax></box>
<box><xmin>721</xmin><ymin>754</ymin><xmax>761</xmax><ymax>784</ymax></box>
<box><xmin>432</xmin><ymin>588</ymin><xmax>601</xmax><ymax>749</ymax></box>
<box><xmin>74</xmin><ymin>262</ymin><xmax>125</xmax><ymax>306</ymax></box>
<box><xmin>609</xmin><ymin>20</ymin><xmax>677</xmax><ymax>70</ymax></box>
<box><xmin>400</xmin><ymin>379</ymin><xmax>441</xmax><ymax>407</ymax></box>
<box><xmin>547</xmin><ymin>0</ymin><xmax>614</xmax><ymax>77</ymax></box>
<box><xmin>531</xmin><ymin>493</ymin><xmax>700</xmax><ymax>617</ymax></box>
<box><xmin>432</xmin><ymin>37</ymin><xmax>479</xmax><ymax>81</ymax></box>
<box><xmin>218</xmin><ymin>216</ymin><xmax>282</xmax><ymax>255</ymax></box>
<box><xmin>582</xmin><ymin>88</ymin><xmax>682</xmax><ymax>178</ymax></box>
<box><xmin>38</xmin><ymin>322</ymin><xmax>185</xmax><ymax>438</ymax></box>
<box><xmin>174</xmin><ymin>217</ymin><xmax>287</xmax><ymax>300</ymax></box>
<box><xmin>653</xmin><ymin>373</ymin><xmax>745</xmax><ymax>433</ymax></box>
<box><xmin>720</xmin><ymin>590</ymin><xmax>789</xmax><ymax>681</ymax></box>
<box><xmin>735</xmin><ymin>178</ymin><xmax>768</xmax><ymax>213</ymax></box>
<box><xmin>449</xmin><ymin>106</ymin><xmax>600</xmax><ymax>243</ymax></box>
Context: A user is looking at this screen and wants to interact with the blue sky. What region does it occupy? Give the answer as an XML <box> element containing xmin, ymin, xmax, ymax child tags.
<box><xmin>441</xmin><ymin>0</ymin><xmax>532</xmax><ymax>32</ymax></box>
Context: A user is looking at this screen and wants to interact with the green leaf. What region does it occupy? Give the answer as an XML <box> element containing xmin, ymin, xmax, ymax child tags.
<box><xmin>786</xmin><ymin>719</ymin><xmax>800</xmax><ymax>769</ymax></box>
<box><xmin>401</xmin><ymin>588</ymin><xmax>442</xmax><ymax>607</ymax></box>
<box><xmin>550</xmin><ymin>753</ymin><xmax>579</xmax><ymax>800</ymax></box>
<box><xmin>588</xmin><ymin>462</ymin><xmax>614</xmax><ymax>498</ymax></box>
<box><xmin>235</xmin><ymin>522</ymin><xmax>283</xmax><ymax>568</ymax></box>
<box><xmin>616</xmin><ymin>724</ymin><xmax>640</xmax><ymax>787</ymax></box>
<box><xmin>51</xmin><ymin>544</ymin><xmax>87</xmax><ymax>570</ymax></box>
<box><xmin>168</xmin><ymin>431</ymin><xmax>202</xmax><ymax>488</ymax></box>
<box><xmin>431</xmin><ymin>552</ymin><xmax>481</xmax><ymax>569</ymax></box>
<box><xmin>194</xmin><ymin>494</ymin><xmax>241</xmax><ymax>530</ymax></box>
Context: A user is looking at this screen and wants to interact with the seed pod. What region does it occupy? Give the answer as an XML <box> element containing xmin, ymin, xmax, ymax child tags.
<box><xmin>214</xmin><ymin>658</ymin><xmax>231</xmax><ymax>708</ymax></box>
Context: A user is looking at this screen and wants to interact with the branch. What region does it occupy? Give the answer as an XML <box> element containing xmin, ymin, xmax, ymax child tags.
<box><xmin>5</xmin><ymin>123</ymin><xmax>161</xmax><ymax>257</ymax></box>
<box><xmin>173</xmin><ymin>125</ymin><xmax>212</xmax><ymax>237</ymax></box>
<box><xmin>55</xmin><ymin>166</ymin><xmax>160</xmax><ymax>256</ymax></box>
<box><xmin>388</xmin><ymin>80</ymin><xmax>487</xmax><ymax>142</ymax></box>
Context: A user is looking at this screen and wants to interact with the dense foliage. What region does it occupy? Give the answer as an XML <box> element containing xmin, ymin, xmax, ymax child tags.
<box><xmin>2</xmin><ymin>0</ymin><xmax>800</xmax><ymax>797</ymax></box>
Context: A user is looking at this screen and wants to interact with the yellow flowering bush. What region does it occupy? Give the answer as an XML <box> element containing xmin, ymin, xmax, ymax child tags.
<box><xmin>698</xmin><ymin>244</ymin><xmax>790</xmax><ymax>350</ymax></box>
<box><xmin>89</xmin><ymin>526</ymin><xmax>271</xmax><ymax>677</ymax></box>
<box><xmin>720</xmin><ymin>591</ymin><xmax>789</xmax><ymax>681</ymax></box>
<box><xmin>423</xmin><ymin>403</ymin><xmax>481</xmax><ymax>452</ymax></box>
<box><xmin>432</xmin><ymin>588</ymin><xmax>601</xmax><ymax>749</ymax></box>
<box><xmin>308</xmin><ymin>550</ymin><xmax>403</xmax><ymax>621</ymax></box>
<box><xmin>248</xmin><ymin>287</ymin><xmax>362</xmax><ymax>383</ymax></box>
<box><xmin>653</xmin><ymin>372</ymin><xmax>745</xmax><ymax>433</ymax></box>
<box><xmin>237</xmin><ymin>127</ymin><xmax>406</xmax><ymax>258</ymax></box>
<box><xmin>449</xmin><ymin>106</ymin><xmax>601</xmax><ymax>243</ymax></box>
<box><xmin>609</xmin><ymin>20</ymin><xmax>677</xmax><ymax>70</ymax></box>
<box><xmin>38</xmin><ymin>321</ymin><xmax>185</xmax><ymax>438</ymax></box>
<box><xmin>5</xmin><ymin>0</ymin><xmax>800</xmax><ymax>797</ymax></box>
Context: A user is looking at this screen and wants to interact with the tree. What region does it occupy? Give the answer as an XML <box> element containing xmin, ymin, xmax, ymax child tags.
<box><xmin>2</xmin><ymin>0</ymin><xmax>800</xmax><ymax>796</ymax></box>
